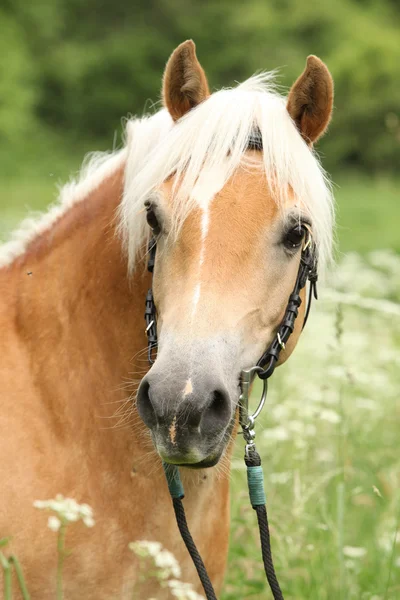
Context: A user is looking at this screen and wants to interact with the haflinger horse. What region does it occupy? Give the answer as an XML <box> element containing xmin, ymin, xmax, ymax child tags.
<box><xmin>0</xmin><ymin>41</ymin><xmax>334</xmax><ymax>598</ymax></box>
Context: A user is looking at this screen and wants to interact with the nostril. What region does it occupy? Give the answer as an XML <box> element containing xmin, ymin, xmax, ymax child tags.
<box><xmin>210</xmin><ymin>390</ymin><xmax>229</xmax><ymax>419</ymax></box>
<box><xmin>202</xmin><ymin>388</ymin><xmax>231</xmax><ymax>432</ymax></box>
<box><xmin>136</xmin><ymin>379</ymin><xmax>157</xmax><ymax>429</ymax></box>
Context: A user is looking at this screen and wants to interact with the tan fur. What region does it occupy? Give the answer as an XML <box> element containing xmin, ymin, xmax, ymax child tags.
<box><xmin>163</xmin><ymin>40</ymin><xmax>210</xmax><ymax>121</ymax></box>
<box><xmin>0</xmin><ymin>168</ymin><xmax>230</xmax><ymax>598</ymax></box>
<box><xmin>157</xmin><ymin>157</ymin><xmax>306</xmax><ymax>366</ymax></box>
<box><xmin>287</xmin><ymin>55</ymin><xmax>334</xmax><ymax>144</ymax></box>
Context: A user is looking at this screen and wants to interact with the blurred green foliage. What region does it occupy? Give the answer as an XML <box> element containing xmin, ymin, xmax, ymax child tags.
<box><xmin>0</xmin><ymin>0</ymin><xmax>399</xmax><ymax>174</ymax></box>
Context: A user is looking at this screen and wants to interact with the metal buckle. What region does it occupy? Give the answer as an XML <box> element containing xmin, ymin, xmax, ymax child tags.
<box><xmin>302</xmin><ymin>223</ymin><xmax>313</xmax><ymax>252</ymax></box>
<box><xmin>277</xmin><ymin>332</ymin><xmax>285</xmax><ymax>350</ymax></box>
<box><xmin>239</xmin><ymin>367</ymin><xmax>268</xmax><ymax>454</ymax></box>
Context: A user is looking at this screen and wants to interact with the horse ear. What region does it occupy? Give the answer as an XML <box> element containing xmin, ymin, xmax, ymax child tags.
<box><xmin>287</xmin><ymin>56</ymin><xmax>334</xmax><ymax>144</ymax></box>
<box><xmin>163</xmin><ymin>40</ymin><xmax>210</xmax><ymax>121</ymax></box>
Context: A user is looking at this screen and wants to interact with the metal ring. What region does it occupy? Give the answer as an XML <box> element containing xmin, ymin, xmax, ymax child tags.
<box><xmin>251</xmin><ymin>378</ymin><xmax>268</xmax><ymax>422</ymax></box>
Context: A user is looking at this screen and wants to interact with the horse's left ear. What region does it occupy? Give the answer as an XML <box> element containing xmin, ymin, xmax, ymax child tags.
<box><xmin>163</xmin><ymin>40</ymin><xmax>210</xmax><ymax>121</ymax></box>
<box><xmin>287</xmin><ymin>56</ymin><xmax>334</xmax><ymax>144</ymax></box>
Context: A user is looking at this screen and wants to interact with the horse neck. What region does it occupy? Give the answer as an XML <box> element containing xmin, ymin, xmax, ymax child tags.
<box><xmin>8</xmin><ymin>164</ymin><xmax>151</xmax><ymax>446</ymax></box>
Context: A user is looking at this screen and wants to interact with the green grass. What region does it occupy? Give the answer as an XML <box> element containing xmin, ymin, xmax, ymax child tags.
<box><xmin>0</xmin><ymin>136</ymin><xmax>107</xmax><ymax>243</ymax></box>
<box><xmin>334</xmin><ymin>174</ymin><xmax>400</xmax><ymax>255</ymax></box>
<box><xmin>0</xmin><ymin>149</ymin><xmax>399</xmax><ymax>599</ymax></box>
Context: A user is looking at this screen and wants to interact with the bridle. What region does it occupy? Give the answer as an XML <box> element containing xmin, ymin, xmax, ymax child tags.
<box><xmin>240</xmin><ymin>227</ymin><xmax>318</xmax><ymax>457</ymax></box>
<box><xmin>143</xmin><ymin>221</ymin><xmax>318</xmax><ymax>600</ymax></box>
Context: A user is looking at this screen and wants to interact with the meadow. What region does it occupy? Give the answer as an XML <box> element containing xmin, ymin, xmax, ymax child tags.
<box><xmin>0</xmin><ymin>154</ymin><xmax>399</xmax><ymax>599</ymax></box>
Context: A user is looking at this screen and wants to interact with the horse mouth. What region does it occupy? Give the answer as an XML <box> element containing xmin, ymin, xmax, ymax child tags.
<box><xmin>157</xmin><ymin>444</ymin><xmax>222</xmax><ymax>469</ymax></box>
<box><xmin>160</xmin><ymin>452</ymin><xmax>221</xmax><ymax>469</ymax></box>
<box><xmin>178</xmin><ymin>456</ymin><xmax>221</xmax><ymax>469</ymax></box>
<box><xmin>155</xmin><ymin>412</ymin><xmax>236</xmax><ymax>469</ymax></box>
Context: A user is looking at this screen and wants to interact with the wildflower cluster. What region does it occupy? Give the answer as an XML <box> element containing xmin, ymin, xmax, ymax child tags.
<box><xmin>34</xmin><ymin>494</ymin><xmax>95</xmax><ymax>531</ymax></box>
<box><xmin>129</xmin><ymin>540</ymin><xmax>204</xmax><ymax>599</ymax></box>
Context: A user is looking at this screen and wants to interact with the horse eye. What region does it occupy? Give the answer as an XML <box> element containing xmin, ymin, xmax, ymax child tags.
<box><xmin>283</xmin><ymin>225</ymin><xmax>306</xmax><ymax>250</ymax></box>
<box><xmin>145</xmin><ymin>202</ymin><xmax>161</xmax><ymax>235</ymax></box>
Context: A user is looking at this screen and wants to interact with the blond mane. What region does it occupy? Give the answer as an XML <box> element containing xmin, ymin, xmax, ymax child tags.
<box><xmin>120</xmin><ymin>73</ymin><xmax>334</xmax><ymax>273</ymax></box>
<box><xmin>1</xmin><ymin>72</ymin><xmax>334</xmax><ymax>272</ymax></box>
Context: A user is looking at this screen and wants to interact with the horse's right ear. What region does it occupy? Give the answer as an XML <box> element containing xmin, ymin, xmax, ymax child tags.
<box><xmin>162</xmin><ymin>40</ymin><xmax>210</xmax><ymax>122</ymax></box>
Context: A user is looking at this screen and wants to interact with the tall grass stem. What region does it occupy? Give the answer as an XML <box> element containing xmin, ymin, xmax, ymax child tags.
<box><xmin>56</xmin><ymin>522</ymin><xmax>67</xmax><ymax>600</ymax></box>
<box><xmin>9</xmin><ymin>555</ymin><xmax>31</xmax><ymax>600</ymax></box>
<box><xmin>0</xmin><ymin>552</ymin><xmax>12</xmax><ymax>600</ymax></box>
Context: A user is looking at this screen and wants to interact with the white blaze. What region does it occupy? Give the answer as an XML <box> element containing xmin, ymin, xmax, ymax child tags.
<box><xmin>190</xmin><ymin>162</ymin><xmax>227</xmax><ymax>315</ymax></box>
<box><xmin>183</xmin><ymin>379</ymin><xmax>193</xmax><ymax>396</ymax></box>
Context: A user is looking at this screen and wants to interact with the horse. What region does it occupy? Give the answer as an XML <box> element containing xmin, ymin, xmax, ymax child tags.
<box><xmin>0</xmin><ymin>40</ymin><xmax>334</xmax><ymax>598</ymax></box>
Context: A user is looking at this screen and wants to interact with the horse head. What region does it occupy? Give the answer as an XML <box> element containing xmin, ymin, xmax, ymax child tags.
<box><xmin>130</xmin><ymin>41</ymin><xmax>334</xmax><ymax>467</ymax></box>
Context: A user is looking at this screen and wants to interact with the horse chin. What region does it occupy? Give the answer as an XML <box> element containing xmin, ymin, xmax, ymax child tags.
<box><xmin>162</xmin><ymin>452</ymin><xmax>222</xmax><ymax>470</ymax></box>
<box><xmin>157</xmin><ymin>445</ymin><xmax>223</xmax><ymax>469</ymax></box>
<box><xmin>155</xmin><ymin>414</ymin><xmax>236</xmax><ymax>469</ymax></box>
<box><xmin>181</xmin><ymin>455</ymin><xmax>221</xmax><ymax>469</ymax></box>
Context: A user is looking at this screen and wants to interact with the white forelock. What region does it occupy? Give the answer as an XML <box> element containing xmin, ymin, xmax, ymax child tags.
<box><xmin>120</xmin><ymin>72</ymin><xmax>334</xmax><ymax>273</ymax></box>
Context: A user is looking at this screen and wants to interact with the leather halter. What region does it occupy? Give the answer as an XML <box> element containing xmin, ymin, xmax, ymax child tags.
<box><xmin>144</xmin><ymin>230</ymin><xmax>318</xmax><ymax>376</ymax></box>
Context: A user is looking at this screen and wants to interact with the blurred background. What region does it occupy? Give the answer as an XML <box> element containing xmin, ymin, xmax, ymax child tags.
<box><xmin>1</xmin><ymin>1</ymin><xmax>399</xmax><ymax>599</ymax></box>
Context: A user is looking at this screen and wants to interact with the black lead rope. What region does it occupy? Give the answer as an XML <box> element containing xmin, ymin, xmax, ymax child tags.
<box><xmin>163</xmin><ymin>454</ymin><xmax>283</xmax><ymax>600</ymax></box>
<box><xmin>145</xmin><ymin>229</ymin><xmax>318</xmax><ymax>600</ymax></box>
<box><xmin>244</xmin><ymin>449</ymin><xmax>284</xmax><ymax>600</ymax></box>
<box><xmin>163</xmin><ymin>465</ymin><xmax>218</xmax><ymax>599</ymax></box>
<box><xmin>172</xmin><ymin>499</ymin><xmax>218</xmax><ymax>600</ymax></box>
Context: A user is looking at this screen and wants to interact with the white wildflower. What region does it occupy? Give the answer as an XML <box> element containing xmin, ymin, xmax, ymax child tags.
<box><xmin>372</xmin><ymin>485</ymin><xmax>383</xmax><ymax>498</ymax></box>
<box><xmin>168</xmin><ymin>579</ymin><xmax>204</xmax><ymax>600</ymax></box>
<box><xmin>154</xmin><ymin>549</ymin><xmax>181</xmax><ymax>579</ymax></box>
<box><xmin>79</xmin><ymin>504</ymin><xmax>93</xmax><ymax>517</ymax></box>
<box><xmin>47</xmin><ymin>516</ymin><xmax>61</xmax><ymax>532</ymax></box>
<box><xmin>129</xmin><ymin>540</ymin><xmax>162</xmax><ymax>558</ymax></box>
<box><xmin>83</xmin><ymin>516</ymin><xmax>95</xmax><ymax>528</ymax></box>
<box><xmin>129</xmin><ymin>540</ymin><xmax>181</xmax><ymax>580</ymax></box>
<box><xmin>343</xmin><ymin>546</ymin><xmax>367</xmax><ymax>558</ymax></box>
<box><xmin>319</xmin><ymin>409</ymin><xmax>341</xmax><ymax>424</ymax></box>
<box><xmin>33</xmin><ymin>495</ymin><xmax>95</xmax><ymax>527</ymax></box>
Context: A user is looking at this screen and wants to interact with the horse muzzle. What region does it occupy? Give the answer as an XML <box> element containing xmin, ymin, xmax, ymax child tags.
<box><xmin>136</xmin><ymin>369</ymin><xmax>235</xmax><ymax>467</ymax></box>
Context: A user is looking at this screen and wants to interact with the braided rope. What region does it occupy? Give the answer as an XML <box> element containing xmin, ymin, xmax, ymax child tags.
<box><xmin>245</xmin><ymin>449</ymin><xmax>284</xmax><ymax>600</ymax></box>
<box><xmin>172</xmin><ymin>498</ymin><xmax>217</xmax><ymax>600</ymax></box>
